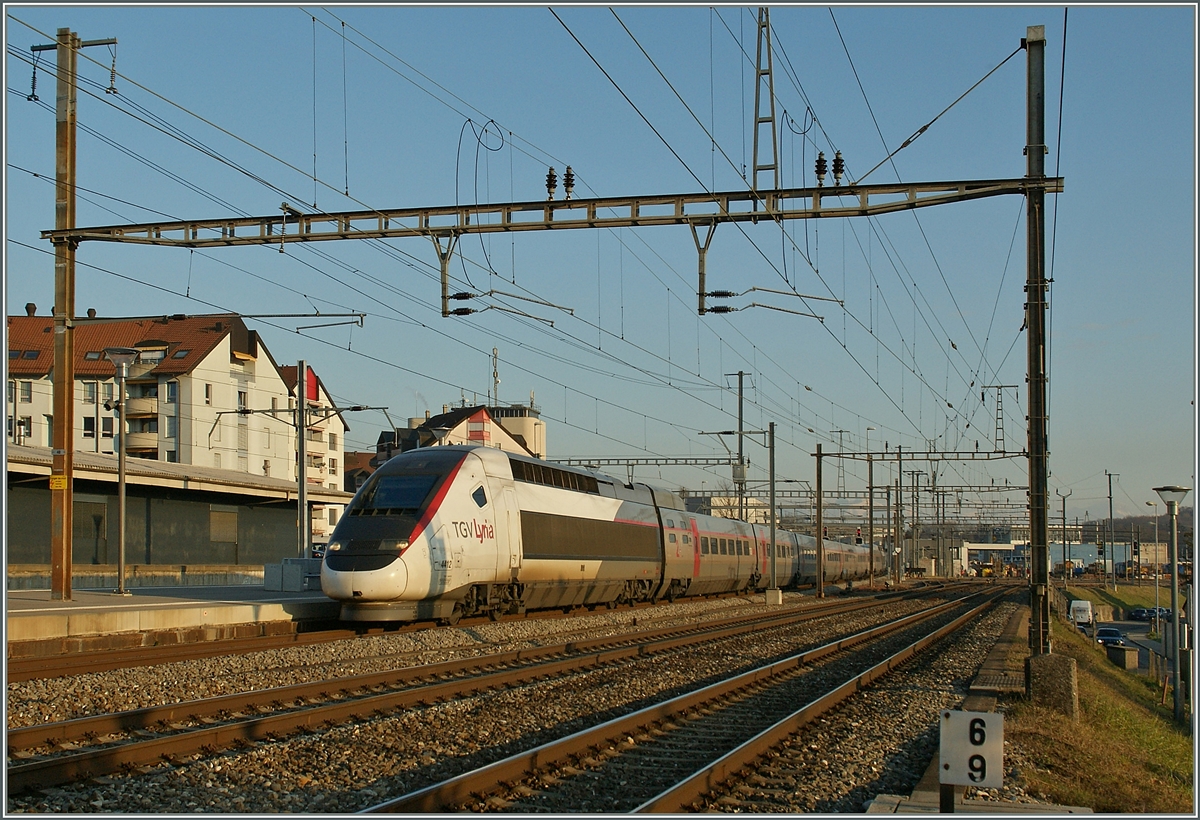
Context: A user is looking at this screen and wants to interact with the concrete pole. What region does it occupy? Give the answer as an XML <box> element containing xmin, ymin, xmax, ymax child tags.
<box><xmin>298</xmin><ymin>360</ymin><xmax>308</xmax><ymax>559</ymax></box>
<box><xmin>867</xmin><ymin>454</ymin><xmax>875</xmax><ymax>588</ymax></box>
<box><xmin>815</xmin><ymin>443</ymin><xmax>824</xmax><ymax>598</ymax></box>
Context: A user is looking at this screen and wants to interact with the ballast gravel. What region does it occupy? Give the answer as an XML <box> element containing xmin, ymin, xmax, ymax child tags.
<box><xmin>6</xmin><ymin>590</ymin><xmax>1052</xmax><ymax>813</ymax></box>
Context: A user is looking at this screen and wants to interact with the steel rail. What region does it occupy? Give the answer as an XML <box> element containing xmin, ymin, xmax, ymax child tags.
<box><xmin>5</xmin><ymin>589</ymin><xmax>949</xmax><ymax>791</ymax></box>
<box><xmin>633</xmin><ymin>593</ymin><xmax>1003</xmax><ymax>812</ymax></box>
<box><xmin>359</xmin><ymin>590</ymin><xmax>997</xmax><ymax>813</ymax></box>
<box><xmin>6</xmin><ymin>591</ymin><xmax>903</xmax><ymax>751</ymax></box>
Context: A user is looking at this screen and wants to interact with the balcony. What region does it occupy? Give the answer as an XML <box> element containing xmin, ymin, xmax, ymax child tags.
<box><xmin>124</xmin><ymin>432</ymin><xmax>159</xmax><ymax>451</ymax></box>
<box><xmin>124</xmin><ymin>396</ymin><xmax>158</xmax><ymax>417</ymax></box>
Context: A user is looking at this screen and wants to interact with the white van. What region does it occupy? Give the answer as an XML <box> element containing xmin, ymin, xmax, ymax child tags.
<box><xmin>1069</xmin><ymin>599</ymin><xmax>1094</xmax><ymax>629</ymax></box>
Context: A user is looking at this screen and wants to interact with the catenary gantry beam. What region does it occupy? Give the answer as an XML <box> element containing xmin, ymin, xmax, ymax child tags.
<box><xmin>43</xmin><ymin>178</ymin><xmax>1062</xmax><ymax>249</ymax></box>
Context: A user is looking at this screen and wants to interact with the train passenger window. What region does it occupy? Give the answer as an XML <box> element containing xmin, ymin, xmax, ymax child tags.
<box><xmin>701</xmin><ymin>537</ymin><xmax>709</xmax><ymax>555</ymax></box>
<box><xmin>472</xmin><ymin>486</ymin><xmax>487</xmax><ymax>508</ymax></box>
<box><xmin>668</xmin><ymin>533</ymin><xmax>677</xmax><ymax>543</ymax></box>
<box><xmin>665</xmin><ymin>519</ymin><xmax>675</xmax><ymax>528</ymax></box>
<box><xmin>719</xmin><ymin>540</ymin><xmax>727</xmax><ymax>555</ymax></box>
<box><xmin>682</xmin><ymin>534</ymin><xmax>691</xmax><ymax>545</ymax></box>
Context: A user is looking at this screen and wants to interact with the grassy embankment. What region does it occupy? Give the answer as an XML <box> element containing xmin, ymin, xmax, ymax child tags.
<box><xmin>1003</xmin><ymin>590</ymin><xmax>1194</xmax><ymax>812</ymax></box>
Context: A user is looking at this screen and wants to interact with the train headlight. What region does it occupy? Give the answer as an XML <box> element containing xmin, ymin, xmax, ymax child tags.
<box><xmin>326</xmin><ymin>540</ymin><xmax>345</xmax><ymax>552</ymax></box>
<box><xmin>385</xmin><ymin>539</ymin><xmax>410</xmax><ymax>551</ymax></box>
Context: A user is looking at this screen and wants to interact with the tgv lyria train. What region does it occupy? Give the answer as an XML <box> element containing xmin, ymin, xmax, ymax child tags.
<box><xmin>321</xmin><ymin>445</ymin><xmax>885</xmax><ymax>623</ymax></box>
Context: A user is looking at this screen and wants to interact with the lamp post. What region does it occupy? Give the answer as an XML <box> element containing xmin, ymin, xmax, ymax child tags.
<box><xmin>1154</xmin><ymin>485</ymin><xmax>1191</xmax><ymax>724</ymax></box>
<box><xmin>1147</xmin><ymin>501</ymin><xmax>1161</xmax><ymax>634</ymax></box>
<box><xmin>1057</xmin><ymin>488</ymin><xmax>1071</xmax><ymax>589</ymax></box>
<box><xmin>104</xmin><ymin>347</ymin><xmax>139</xmax><ymax>596</ymax></box>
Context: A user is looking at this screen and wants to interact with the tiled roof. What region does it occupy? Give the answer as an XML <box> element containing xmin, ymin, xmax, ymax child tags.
<box><xmin>6</xmin><ymin>313</ymin><xmax>245</xmax><ymax>379</ymax></box>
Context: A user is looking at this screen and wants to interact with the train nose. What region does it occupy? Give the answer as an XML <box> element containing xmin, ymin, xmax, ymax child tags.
<box><xmin>322</xmin><ymin>551</ymin><xmax>410</xmax><ymax>600</ymax></box>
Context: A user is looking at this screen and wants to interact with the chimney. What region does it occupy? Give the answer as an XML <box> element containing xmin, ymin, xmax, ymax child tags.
<box><xmin>87</xmin><ymin>308</ymin><xmax>97</xmax><ymax>319</ymax></box>
<box><xmin>426</xmin><ymin>410</ymin><xmax>431</xmax><ymax>419</ymax></box>
<box><xmin>25</xmin><ymin>303</ymin><xmax>36</xmax><ymax>316</ymax></box>
<box><xmin>443</xmin><ymin>404</ymin><xmax>449</xmax><ymax>415</ymax></box>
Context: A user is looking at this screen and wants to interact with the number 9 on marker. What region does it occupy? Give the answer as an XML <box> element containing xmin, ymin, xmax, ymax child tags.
<box><xmin>939</xmin><ymin>710</ymin><xmax>1003</xmax><ymax>788</ymax></box>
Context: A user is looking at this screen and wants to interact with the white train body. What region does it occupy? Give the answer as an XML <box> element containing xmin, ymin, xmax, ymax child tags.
<box><xmin>321</xmin><ymin>445</ymin><xmax>884</xmax><ymax>622</ymax></box>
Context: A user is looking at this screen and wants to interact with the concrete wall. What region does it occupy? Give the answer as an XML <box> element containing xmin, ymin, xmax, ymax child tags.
<box><xmin>5</xmin><ymin>482</ymin><xmax>297</xmax><ymax>569</ymax></box>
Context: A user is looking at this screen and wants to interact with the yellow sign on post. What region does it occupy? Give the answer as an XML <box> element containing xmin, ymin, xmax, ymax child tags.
<box><xmin>49</xmin><ymin>475</ymin><xmax>68</xmax><ymax>490</ymax></box>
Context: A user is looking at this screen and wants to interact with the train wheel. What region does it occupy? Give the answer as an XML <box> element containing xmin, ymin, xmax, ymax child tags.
<box><xmin>443</xmin><ymin>603</ymin><xmax>463</xmax><ymax>626</ymax></box>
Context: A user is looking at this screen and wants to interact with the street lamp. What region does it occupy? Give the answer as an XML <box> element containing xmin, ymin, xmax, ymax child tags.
<box><xmin>1147</xmin><ymin>500</ymin><xmax>1161</xmax><ymax>634</ymax></box>
<box><xmin>1154</xmin><ymin>485</ymin><xmax>1191</xmax><ymax>724</ymax></box>
<box><xmin>104</xmin><ymin>347</ymin><xmax>140</xmax><ymax>596</ymax></box>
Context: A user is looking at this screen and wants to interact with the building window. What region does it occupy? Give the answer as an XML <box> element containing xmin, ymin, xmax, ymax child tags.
<box><xmin>237</xmin><ymin>455</ymin><xmax>248</xmax><ymax>472</ymax></box>
<box><xmin>22</xmin><ymin>350</ymin><xmax>39</xmax><ymax>360</ymax></box>
<box><xmin>20</xmin><ymin>382</ymin><xmax>33</xmax><ymax>402</ymax></box>
<box><xmin>85</xmin><ymin>351</ymin><xmax>102</xmax><ymax>360</ymax></box>
<box><xmin>166</xmin><ymin>381</ymin><xmax>178</xmax><ymax>403</ymax></box>
<box><xmin>263</xmin><ymin>460</ymin><xmax>271</xmax><ymax>477</ymax></box>
<box><xmin>205</xmin><ymin>384</ymin><xmax>212</xmax><ymax>405</ymax></box>
<box><xmin>166</xmin><ymin>450</ymin><xmax>178</xmax><ymax>463</ymax></box>
<box><xmin>8</xmin><ymin>350</ymin><xmax>19</xmax><ymax>360</ymax></box>
<box><xmin>214</xmin><ymin>452</ymin><xmax>222</xmax><ymax>469</ymax></box>
<box><xmin>43</xmin><ymin>414</ymin><xmax>53</xmax><ymax>447</ymax></box>
<box><xmin>101</xmin><ymin>417</ymin><xmax>114</xmax><ymax>438</ymax></box>
<box><xmin>329</xmin><ymin>432</ymin><xmax>338</xmax><ymax>450</ymax></box>
<box><xmin>166</xmin><ymin>416</ymin><xmax>178</xmax><ymax>438</ymax></box>
<box><xmin>262</xmin><ymin>427</ymin><xmax>271</xmax><ymax>448</ymax></box>
<box><xmin>132</xmin><ymin>418</ymin><xmax>158</xmax><ymax>434</ymax></box>
<box><xmin>328</xmin><ymin>508</ymin><xmax>339</xmax><ymax>525</ymax></box>
<box><xmin>172</xmin><ymin>349</ymin><xmax>190</xmax><ymax>359</ymax></box>
<box><xmin>7</xmin><ymin>381</ymin><xmax>14</xmax><ymax>404</ymax></box>
<box><xmin>102</xmin><ymin>382</ymin><xmax>113</xmax><ymax>402</ymax></box>
<box><xmin>329</xmin><ymin>457</ymin><xmax>338</xmax><ymax>474</ymax></box>
<box><xmin>83</xmin><ymin>382</ymin><xmax>97</xmax><ymax>404</ymax></box>
<box><xmin>271</xmin><ymin>396</ymin><xmax>278</xmax><ymax>413</ymax></box>
<box><xmin>237</xmin><ymin>390</ymin><xmax>247</xmax><ymax>410</ymax></box>
<box><xmin>83</xmin><ymin>416</ymin><xmax>96</xmax><ymax>438</ymax></box>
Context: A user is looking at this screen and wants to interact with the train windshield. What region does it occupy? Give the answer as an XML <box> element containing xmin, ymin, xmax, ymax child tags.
<box><xmin>355</xmin><ymin>474</ymin><xmax>439</xmax><ymax>515</ymax></box>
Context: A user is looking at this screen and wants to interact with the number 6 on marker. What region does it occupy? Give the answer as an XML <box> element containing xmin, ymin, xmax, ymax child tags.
<box><xmin>939</xmin><ymin>710</ymin><xmax>1003</xmax><ymax>789</ymax></box>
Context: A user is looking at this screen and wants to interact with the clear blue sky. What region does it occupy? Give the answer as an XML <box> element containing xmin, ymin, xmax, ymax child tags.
<box><xmin>4</xmin><ymin>4</ymin><xmax>1196</xmax><ymax>528</ymax></box>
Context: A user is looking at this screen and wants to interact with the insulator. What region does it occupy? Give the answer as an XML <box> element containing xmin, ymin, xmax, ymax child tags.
<box><xmin>832</xmin><ymin>151</ymin><xmax>844</xmax><ymax>186</ymax></box>
<box><xmin>546</xmin><ymin>166</ymin><xmax>557</xmax><ymax>201</ymax></box>
<box><xmin>706</xmin><ymin>290</ymin><xmax>737</xmax><ymax>299</ymax></box>
<box><xmin>563</xmin><ymin>165</ymin><xmax>575</xmax><ymax>201</ymax></box>
<box><xmin>449</xmin><ymin>307</ymin><xmax>476</xmax><ymax>316</ymax></box>
<box><xmin>450</xmin><ymin>292</ymin><xmax>475</xmax><ymax>301</ymax></box>
<box><xmin>707</xmin><ymin>305</ymin><xmax>737</xmax><ymax>314</ymax></box>
<box><xmin>815</xmin><ymin>151</ymin><xmax>827</xmax><ymax>187</ymax></box>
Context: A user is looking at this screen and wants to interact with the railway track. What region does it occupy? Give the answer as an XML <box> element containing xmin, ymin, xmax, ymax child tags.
<box><xmin>7</xmin><ymin>584</ymin><xmax>921</xmax><ymax>682</ymax></box>
<box><xmin>6</xmin><ymin>587</ymin><xmax>958</xmax><ymax>794</ymax></box>
<box><xmin>361</xmin><ymin>588</ymin><xmax>1006</xmax><ymax>813</ymax></box>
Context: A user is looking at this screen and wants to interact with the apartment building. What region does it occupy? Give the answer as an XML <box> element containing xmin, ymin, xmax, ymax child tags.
<box><xmin>6</xmin><ymin>308</ymin><xmax>345</xmax><ymax>546</ymax></box>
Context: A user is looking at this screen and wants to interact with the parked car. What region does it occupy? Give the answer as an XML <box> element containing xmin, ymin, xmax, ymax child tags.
<box><xmin>1095</xmin><ymin>627</ymin><xmax>1126</xmax><ymax>647</ymax></box>
<box><xmin>1129</xmin><ymin>608</ymin><xmax>1150</xmax><ymax>621</ymax></box>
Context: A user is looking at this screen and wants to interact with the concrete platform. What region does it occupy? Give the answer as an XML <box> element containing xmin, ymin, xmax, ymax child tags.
<box><xmin>5</xmin><ymin>585</ymin><xmax>341</xmax><ymax>657</ymax></box>
<box><xmin>866</xmin><ymin>606</ymin><xmax>1092</xmax><ymax>814</ymax></box>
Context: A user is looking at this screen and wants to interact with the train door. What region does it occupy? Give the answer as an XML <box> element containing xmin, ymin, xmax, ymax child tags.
<box><xmin>496</xmin><ymin>485</ymin><xmax>521</xmax><ymax>581</ymax></box>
